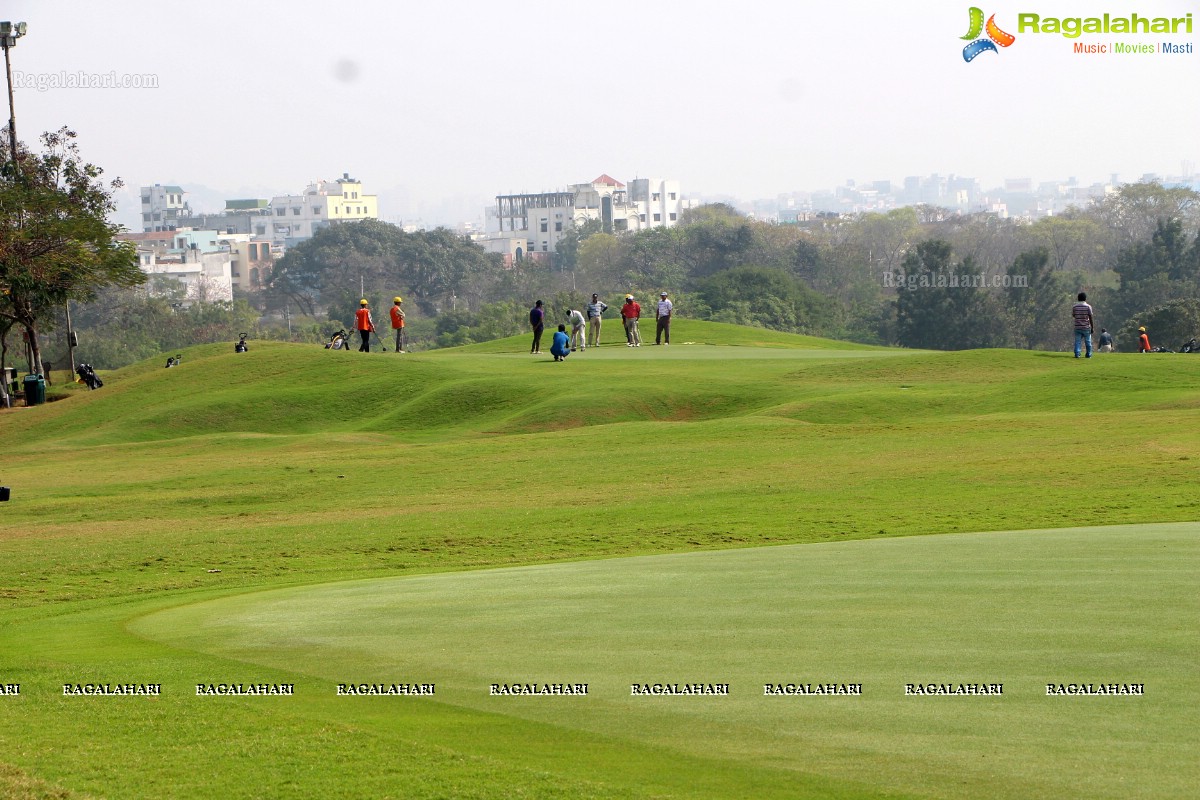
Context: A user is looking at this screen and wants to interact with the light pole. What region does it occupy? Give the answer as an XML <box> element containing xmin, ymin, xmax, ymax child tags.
<box><xmin>1</xmin><ymin>21</ymin><xmax>27</xmax><ymax>173</ymax></box>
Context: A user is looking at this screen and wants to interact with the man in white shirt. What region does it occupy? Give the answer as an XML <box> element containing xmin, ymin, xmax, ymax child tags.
<box><xmin>656</xmin><ymin>291</ymin><xmax>673</xmax><ymax>345</ymax></box>
<box><xmin>566</xmin><ymin>308</ymin><xmax>587</xmax><ymax>351</ymax></box>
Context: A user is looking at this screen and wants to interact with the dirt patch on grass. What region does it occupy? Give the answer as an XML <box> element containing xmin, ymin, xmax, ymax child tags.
<box><xmin>0</xmin><ymin>763</ymin><xmax>97</xmax><ymax>800</ymax></box>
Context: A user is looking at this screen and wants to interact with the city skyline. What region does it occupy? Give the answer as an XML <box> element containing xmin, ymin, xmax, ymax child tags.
<box><xmin>6</xmin><ymin>0</ymin><xmax>1199</xmax><ymax>228</ymax></box>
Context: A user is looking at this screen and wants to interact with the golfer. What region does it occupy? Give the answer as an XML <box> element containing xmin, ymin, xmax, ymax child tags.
<box><xmin>1138</xmin><ymin>326</ymin><xmax>1152</xmax><ymax>352</ymax></box>
<box><xmin>550</xmin><ymin>324</ymin><xmax>571</xmax><ymax>362</ymax></box>
<box><xmin>586</xmin><ymin>294</ymin><xmax>608</xmax><ymax>347</ymax></box>
<box><xmin>529</xmin><ymin>300</ymin><xmax>545</xmax><ymax>354</ymax></box>
<box><xmin>1097</xmin><ymin>329</ymin><xmax>1114</xmax><ymax>352</ymax></box>
<box><xmin>389</xmin><ymin>296</ymin><xmax>406</xmax><ymax>353</ymax></box>
<box><xmin>355</xmin><ymin>299</ymin><xmax>376</xmax><ymax>352</ymax></box>
<box><xmin>566</xmin><ymin>308</ymin><xmax>587</xmax><ymax>351</ymax></box>
<box><xmin>621</xmin><ymin>294</ymin><xmax>641</xmax><ymax>347</ymax></box>
<box><xmin>655</xmin><ymin>291</ymin><xmax>673</xmax><ymax>345</ymax></box>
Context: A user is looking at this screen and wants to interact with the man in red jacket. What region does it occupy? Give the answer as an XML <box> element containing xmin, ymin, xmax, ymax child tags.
<box><xmin>355</xmin><ymin>299</ymin><xmax>375</xmax><ymax>352</ymax></box>
<box><xmin>1138</xmin><ymin>326</ymin><xmax>1151</xmax><ymax>353</ymax></box>
<box><xmin>389</xmin><ymin>296</ymin><xmax>406</xmax><ymax>353</ymax></box>
<box><xmin>621</xmin><ymin>294</ymin><xmax>641</xmax><ymax>347</ymax></box>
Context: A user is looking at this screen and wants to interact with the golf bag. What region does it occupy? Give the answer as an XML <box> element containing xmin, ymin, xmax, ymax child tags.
<box><xmin>75</xmin><ymin>363</ymin><xmax>103</xmax><ymax>390</ymax></box>
<box><xmin>165</xmin><ymin>354</ymin><xmax>182</xmax><ymax>368</ymax></box>
<box><xmin>235</xmin><ymin>333</ymin><xmax>249</xmax><ymax>353</ymax></box>
<box><xmin>325</xmin><ymin>329</ymin><xmax>351</xmax><ymax>350</ymax></box>
<box><xmin>1179</xmin><ymin>338</ymin><xmax>1198</xmax><ymax>353</ymax></box>
<box><xmin>1150</xmin><ymin>346</ymin><xmax>1174</xmax><ymax>353</ymax></box>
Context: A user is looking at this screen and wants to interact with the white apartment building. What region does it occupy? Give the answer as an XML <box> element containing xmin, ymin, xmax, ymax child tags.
<box><xmin>267</xmin><ymin>173</ymin><xmax>378</xmax><ymax>246</ymax></box>
<box><xmin>628</xmin><ymin>178</ymin><xmax>683</xmax><ymax>228</ymax></box>
<box><xmin>486</xmin><ymin>174</ymin><xmax>684</xmax><ymax>259</ymax></box>
<box><xmin>140</xmin><ymin>184</ymin><xmax>192</xmax><ymax>232</ymax></box>
<box><xmin>135</xmin><ymin>247</ymin><xmax>234</xmax><ymax>304</ymax></box>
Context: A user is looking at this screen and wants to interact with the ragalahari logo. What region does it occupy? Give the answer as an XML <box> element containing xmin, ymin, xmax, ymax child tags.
<box><xmin>962</xmin><ymin>7</ymin><xmax>1016</xmax><ymax>61</ymax></box>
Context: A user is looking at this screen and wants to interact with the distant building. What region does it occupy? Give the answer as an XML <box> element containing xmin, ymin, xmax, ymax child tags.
<box><xmin>218</xmin><ymin>235</ymin><xmax>277</xmax><ymax>292</ymax></box>
<box><xmin>194</xmin><ymin>200</ymin><xmax>273</xmax><ymax>236</ymax></box>
<box><xmin>138</xmin><ymin>174</ymin><xmax>377</xmax><ymax>248</ymax></box>
<box><xmin>119</xmin><ymin>230</ymin><xmax>234</xmax><ymax>304</ymax></box>
<box><xmin>140</xmin><ymin>184</ymin><xmax>191</xmax><ymax>232</ymax></box>
<box><xmin>121</xmin><ymin>232</ymin><xmax>233</xmax><ymax>304</ymax></box>
<box><xmin>485</xmin><ymin>173</ymin><xmax>683</xmax><ymax>261</ymax></box>
<box><xmin>628</xmin><ymin>178</ymin><xmax>683</xmax><ymax>227</ymax></box>
<box><xmin>268</xmin><ymin>173</ymin><xmax>378</xmax><ymax>247</ymax></box>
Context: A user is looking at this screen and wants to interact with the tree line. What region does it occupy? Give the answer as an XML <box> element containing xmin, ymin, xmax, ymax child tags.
<box><xmin>252</xmin><ymin>182</ymin><xmax>1199</xmax><ymax>354</ymax></box>
<box><xmin>9</xmin><ymin>127</ymin><xmax>1199</xmax><ymax>373</ymax></box>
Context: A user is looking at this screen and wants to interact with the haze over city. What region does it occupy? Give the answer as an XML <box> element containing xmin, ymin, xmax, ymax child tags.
<box><xmin>6</xmin><ymin>0</ymin><xmax>1199</xmax><ymax>228</ymax></box>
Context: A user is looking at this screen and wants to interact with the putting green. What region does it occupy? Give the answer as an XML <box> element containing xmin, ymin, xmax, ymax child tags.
<box><xmin>133</xmin><ymin>523</ymin><xmax>1198</xmax><ymax>800</ymax></box>
<box><xmin>440</xmin><ymin>343</ymin><xmax>916</xmax><ymax>360</ymax></box>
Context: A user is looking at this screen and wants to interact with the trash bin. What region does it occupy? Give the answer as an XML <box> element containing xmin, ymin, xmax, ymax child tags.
<box><xmin>23</xmin><ymin>374</ymin><xmax>45</xmax><ymax>407</ymax></box>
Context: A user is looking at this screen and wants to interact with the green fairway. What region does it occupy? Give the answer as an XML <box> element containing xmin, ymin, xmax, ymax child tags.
<box><xmin>1</xmin><ymin>321</ymin><xmax>1198</xmax><ymax>798</ymax></box>
<box><xmin>131</xmin><ymin>524</ymin><xmax>1198</xmax><ymax>800</ymax></box>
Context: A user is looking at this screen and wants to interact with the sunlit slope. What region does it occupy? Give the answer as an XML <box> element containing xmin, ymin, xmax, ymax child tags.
<box><xmin>4</xmin><ymin>330</ymin><xmax>1200</xmax><ymax>610</ymax></box>
<box><xmin>4</xmin><ymin>323</ymin><xmax>896</xmax><ymax>447</ymax></box>
<box><xmin>7</xmin><ymin>324</ymin><xmax>1200</xmax><ymax>451</ymax></box>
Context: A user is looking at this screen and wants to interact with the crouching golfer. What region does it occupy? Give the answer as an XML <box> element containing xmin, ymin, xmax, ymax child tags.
<box><xmin>551</xmin><ymin>324</ymin><xmax>572</xmax><ymax>362</ymax></box>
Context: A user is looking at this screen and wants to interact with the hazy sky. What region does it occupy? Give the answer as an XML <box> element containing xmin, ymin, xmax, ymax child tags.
<box><xmin>6</xmin><ymin>0</ymin><xmax>1199</xmax><ymax>227</ymax></box>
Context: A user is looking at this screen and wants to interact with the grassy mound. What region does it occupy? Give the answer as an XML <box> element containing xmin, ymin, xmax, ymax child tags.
<box><xmin>1</xmin><ymin>324</ymin><xmax>1197</xmax><ymax>798</ymax></box>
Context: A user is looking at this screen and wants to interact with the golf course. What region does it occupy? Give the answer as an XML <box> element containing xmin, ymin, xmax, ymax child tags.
<box><xmin>1</xmin><ymin>319</ymin><xmax>1196</xmax><ymax>799</ymax></box>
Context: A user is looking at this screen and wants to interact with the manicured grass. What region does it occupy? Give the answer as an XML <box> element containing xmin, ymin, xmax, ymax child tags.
<box><xmin>1</xmin><ymin>322</ymin><xmax>1197</xmax><ymax>798</ymax></box>
<box><xmin>130</xmin><ymin>524</ymin><xmax>1198</xmax><ymax>800</ymax></box>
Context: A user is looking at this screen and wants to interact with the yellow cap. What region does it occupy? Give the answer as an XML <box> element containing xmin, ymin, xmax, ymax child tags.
<box><xmin>393</xmin><ymin>296</ymin><xmax>403</xmax><ymax>303</ymax></box>
<box><xmin>360</xmin><ymin>299</ymin><xmax>368</xmax><ymax>305</ymax></box>
<box><xmin>1138</xmin><ymin>326</ymin><xmax>1146</xmax><ymax>332</ymax></box>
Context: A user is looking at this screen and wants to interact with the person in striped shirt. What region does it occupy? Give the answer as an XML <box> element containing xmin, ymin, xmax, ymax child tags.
<box><xmin>586</xmin><ymin>294</ymin><xmax>608</xmax><ymax>347</ymax></box>
<box><xmin>1072</xmin><ymin>292</ymin><xmax>1094</xmax><ymax>358</ymax></box>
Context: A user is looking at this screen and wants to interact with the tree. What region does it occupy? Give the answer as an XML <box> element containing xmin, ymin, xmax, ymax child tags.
<box><xmin>552</xmin><ymin>218</ymin><xmax>602</xmax><ymax>273</ymax></box>
<box><xmin>679</xmin><ymin>202</ymin><xmax>743</xmax><ymax>226</ymax></box>
<box><xmin>1022</xmin><ymin>214</ymin><xmax>1105</xmax><ymax>273</ymax></box>
<box><xmin>0</xmin><ymin>128</ymin><xmax>142</xmax><ymax>375</ymax></box>
<box><xmin>1108</xmin><ymin>218</ymin><xmax>1200</xmax><ymax>326</ymax></box>
<box><xmin>680</xmin><ymin>215</ymin><xmax>757</xmax><ymax>281</ymax></box>
<box><xmin>268</xmin><ymin>219</ymin><xmax>500</xmax><ymax>320</ymax></box>
<box><xmin>1116</xmin><ymin>298</ymin><xmax>1200</xmax><ymax>352</ymax></box>
<box><xmin>894</xmin><ymin>240</ymin><xmax>1004</xmax><ymax>350</ymax></box>
<box><xmin>844</xmin><ymin>208</ymin><xmax>921</xmax><ymax>276</ymax></box>
<box><xmin>1003</xmin><ymin>248</ymin><xmax>1071</xmax><ymax>350</ymax></box>
<box><xmin>575</xmin><ymin>233</ymin><xmax>626</xmax><ymax>289</ymax></box>
<box><xmin>697</xmin><ymin>266</ymin><xmax>833</xmax><ymax>334</ymax></box>
<box><xmin>623</xmin><ymin>226</ymin><xmax>689</xmax><ymax>291</ymax></box>
<box><xmin>1093</xmin><ymin>181</ymin><xmax>1200</xmax><ymax>247</ymax></box>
